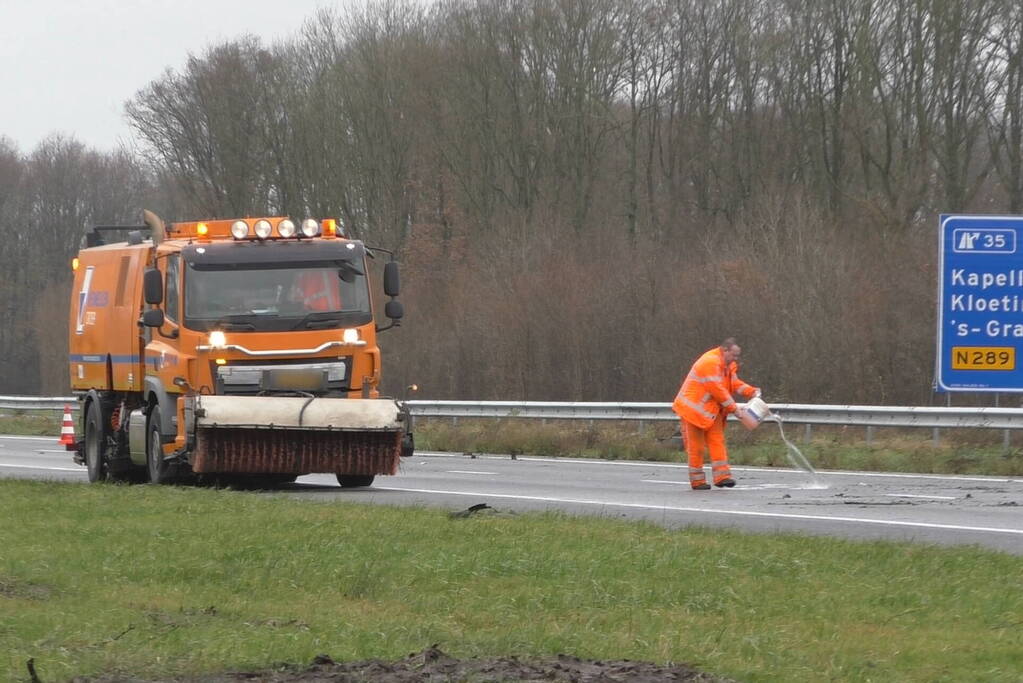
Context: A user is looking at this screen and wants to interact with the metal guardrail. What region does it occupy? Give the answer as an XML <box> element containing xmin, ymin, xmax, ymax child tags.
<box><xmin>5</xmin><ymin>396</ymin><xmax>1023</xmax><ymax>430</ymax></box>
<box><xmin>0</xmin><ymin>396</ymin><xmax>78</xmax><ymax>411</ymax></box>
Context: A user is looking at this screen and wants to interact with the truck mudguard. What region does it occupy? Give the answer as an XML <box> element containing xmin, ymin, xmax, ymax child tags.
<box><xmin>144</xmin><ymin>376</ymin><xmax>177</xmax><ymax>442</ymax></box>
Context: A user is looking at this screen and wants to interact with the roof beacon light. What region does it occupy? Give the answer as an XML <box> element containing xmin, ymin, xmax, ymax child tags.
<box><xmin>277</xmin><ymin>219</ymin><xmax>297</xmax><ymax>238</ymax></box>
<box><xmin>230</xmin><ymin>220</ymin><xmax>249</xmax><ymax>239</ymax></box>
<box><xmin>196</xmin><ymin>222</ymin><xmax>209</xmax><ymax>237</ymax></box>
<box><xmin>301</xmin><ymin>218</ymin><xmax>320</xmax><ymax>237</ymax></box>
<box><xmin>323</xmin><ymin>218</ymin><xmax>337</xmax><ymax>238</ymax></box>
<box><xmin>253</xmin><ymin>219</ymin><xmax>272</xmax><ymax>240</ymax></box>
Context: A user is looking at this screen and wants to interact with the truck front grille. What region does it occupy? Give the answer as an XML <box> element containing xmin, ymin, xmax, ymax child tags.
<box><xmin>215</xmin><ymin>360</ymin><xmax>349</xmax><ymax>395</ymax></box>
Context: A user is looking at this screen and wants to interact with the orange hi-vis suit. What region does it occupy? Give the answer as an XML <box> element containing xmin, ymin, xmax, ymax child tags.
<box><xmin>297</xmin><ymin>271</ymin><xmax>342</xmax><ymax>312</ymax></box>
<box><xmin>672</xmin><ymin>347</ymin><xmax>759</xmax><ymax>488</ymax></box>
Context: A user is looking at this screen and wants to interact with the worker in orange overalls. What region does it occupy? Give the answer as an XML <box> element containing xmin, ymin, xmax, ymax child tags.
<box><xmin>672</xmin><ymin>338</ymin><xmax>760</xmax><ymax>490</ymax></box>
<box><xmin>294</xmin><ymin>270</ymin><xmax>342</xmax><ymax>312</ymax></box>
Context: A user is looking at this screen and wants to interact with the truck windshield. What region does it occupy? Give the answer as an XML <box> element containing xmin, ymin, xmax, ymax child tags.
<box><xmin>183</xmin><ymin>261</ymin><xmax>372</xmax><ymax>332</ymax></box>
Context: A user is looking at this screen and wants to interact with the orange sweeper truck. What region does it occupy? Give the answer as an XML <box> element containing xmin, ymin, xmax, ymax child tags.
<box><xmin>68</xmin><ymin>210</ymin><xmax>412</xmax><ymax>486</ymax></box>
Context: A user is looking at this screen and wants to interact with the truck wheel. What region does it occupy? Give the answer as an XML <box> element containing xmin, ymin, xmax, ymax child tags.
<box><xmin>84</xmin><ymin>400</ymin><xmax>107</xmax><ymax>483</ymax></box>
<box><xmin>147</xmin><ymin>411</ymin><xmax>175</xmax><ymax>485</ymax></box>
<box><xmin>337</xmin><ymin>474</ymin><xmax>374</xmax><ymax>488</ymax></box>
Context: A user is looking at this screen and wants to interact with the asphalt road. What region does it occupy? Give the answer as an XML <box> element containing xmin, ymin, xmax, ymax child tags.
<box><xmin>2</xmin><ymin>434</ymin><xmax>1021</xmax><ymax>554</ymax></box>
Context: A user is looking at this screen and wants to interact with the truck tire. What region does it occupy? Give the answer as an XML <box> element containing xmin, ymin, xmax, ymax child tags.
<box><xmin>147</xmin><ymin>411</ymin><xmax>176</xmax><ymax>485</ymax></box>
<box><xmin>337</xmin><ymin>474</ymin><xmax>374</xmax><ymax>488</ymax></box>
<box><xmin>84</xmin><ymin>400</ymin><xmax>108</xmax><ymax>483</ymax></box>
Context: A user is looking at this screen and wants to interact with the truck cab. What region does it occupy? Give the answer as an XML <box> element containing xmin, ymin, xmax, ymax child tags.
<box><xmin>69</xmin><ymin>212</ymin><xmax>411</xmax><ymax>487</ymax></box>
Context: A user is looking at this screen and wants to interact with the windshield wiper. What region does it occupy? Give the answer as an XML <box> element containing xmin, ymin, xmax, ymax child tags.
<box><xmin>220</xmin><ymin>321</ymin><xmax>256</xmax><ymax>331</ymax></box>
<box><xmin>291</xmin><ymin>313</ymin><xmax>343</xmax><ymax>330</ymax></box>
<box><xmin>215</xmin><ymin>313</ymin><xmax>263</xmax><ymax>322</ymax></box>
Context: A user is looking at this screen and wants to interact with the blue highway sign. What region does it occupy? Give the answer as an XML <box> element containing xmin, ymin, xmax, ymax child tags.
<box><xmin>937</xmin><ymin>214</ymin><xmax>1023</xmax><ymax>391</ymax></box>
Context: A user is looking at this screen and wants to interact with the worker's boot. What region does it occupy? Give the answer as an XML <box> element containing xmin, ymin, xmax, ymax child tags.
<box><xmin>691</xmin><ymin>483</ymin><xmax>711</xmax><ymax>490</ymax></box>
<box><xmin>714</xmin><ymin>478</ymin><xmax>736</xmax><ymax>488</ymax></box>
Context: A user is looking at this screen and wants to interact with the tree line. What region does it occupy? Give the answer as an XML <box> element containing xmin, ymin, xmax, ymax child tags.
<box><xmin>3</xmin><ymin>0</ymin><xmax>1023</xmax><ymax>405</ymax></box>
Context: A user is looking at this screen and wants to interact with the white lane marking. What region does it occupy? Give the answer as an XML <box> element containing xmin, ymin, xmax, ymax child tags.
<box><xmin>37</xmin><ymin>450</ymin><xmax>71</xmax><ymax>454</ymax></box>
<box><xmin>741</xmin><ymin>483</ymin><xmax>830</xmax><ymax>490</ymax></box>
<box><xmin>641</xmin><ymin>479</ymin><xmax>817</xmax><ymax>491</ymax></box>
<box><xmin>447</xmin><ymin>470</ymin><xmax>498</xmax><ymax>475</ymax></box>
<box><xmin>376</xmin><ymin>486</ymin><xmax>1023</xmax><ymax>536</ymax></box>
<box><xmin>0</xmin><ymin>463</ymin><xmax>83</xmax><ymax>473</ymax></box>
<box><xmin>7</xmin><ymin>463</ymin><xmax>1016</xmax><ymax>536</ymax></box>
<box><xmin>885</xmin><ymin>493</ymin><xmax>958</xmax><ymax>501</ymax></box>
<box><xmin>641</xmin><ymin>479</ymin><xmax>821</xmax><ymax>491</ymax></box>
<box><xmin>415</xmin><ymin>451</ymin><xmax>1019</xmax><ymax>484</ymax></box>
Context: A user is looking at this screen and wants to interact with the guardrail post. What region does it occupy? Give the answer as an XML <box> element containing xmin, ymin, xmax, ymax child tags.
<box><xmin>866</xmin><ymin>426</ymin><xmax>874</xmax><ymax>446</ymax></box>
<box><xmin>803</xmin><ymin>424</ymin><xmax>812</xmax><ymax>442</ymax></box>
<box><xmin>932</xmin><ymin>427</ymin><xmax>940</xmax><ymax>447</ymax></box>
<box><xmin>996</xmin><ymin>393</ymin><xmax>1010</xmax><ymax>454</ymax></box>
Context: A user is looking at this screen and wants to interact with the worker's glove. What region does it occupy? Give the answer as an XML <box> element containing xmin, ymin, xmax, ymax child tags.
<box><xmin>753</xmin><ymin>389</ymin><xmax>762</xmax><ymax>399</ymax></box>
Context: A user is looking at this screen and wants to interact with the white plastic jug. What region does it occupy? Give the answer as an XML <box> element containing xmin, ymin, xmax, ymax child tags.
<box><xmin>738</xmin><ymin>396</ymin><xmax>770</xmax><ymax>430</ymax></box>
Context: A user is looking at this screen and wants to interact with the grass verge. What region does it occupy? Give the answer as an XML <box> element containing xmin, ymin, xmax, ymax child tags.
<box><xmin>1</xmin><ymin>479</ymin><xmax>1021</xmax><ymax>682</ymax></box>
<box><xmin>415</xmin><ymin>418</ymin><xmax>1023</xmax><ymax>476</ymax></box>
<box><xmin>0</xmin><ymin>411</ymin><xmax>62</xmax><ymax>437</ymax></box>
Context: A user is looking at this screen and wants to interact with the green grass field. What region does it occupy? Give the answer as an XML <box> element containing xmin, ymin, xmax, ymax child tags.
<box><xmin>1</xmin><ymin>480</ymin><xmax>1021</xmax><ymax>682</ymax></box>
<box><xmin>416</xmin><ymin>418</ymin><xmax>1023</xmax><ymax>476</ymax></box>
<box><xmin>0</xmin><ymin>411</ymin><xmax>64</xmax><ymax>437</ymax></box>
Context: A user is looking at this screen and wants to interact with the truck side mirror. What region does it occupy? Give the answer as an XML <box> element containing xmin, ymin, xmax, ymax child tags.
<box><xmin>144</xmin><ymin>268</ymin><xmax>163</xmax><ymax>304</ymax></box>
<box><xmin>383</xmin><ymin>261</ymin><xmax>400</xmax><ymax>297</ymax></box>
<box><xmin>142</xmin><ymin>309</ymin><xmax>165</xmax><ymax>327</ymax></box>
<box><xmin>385</xmin><ymin>300</ymin><xmax>404</xmax><ymax>320</ymax></box>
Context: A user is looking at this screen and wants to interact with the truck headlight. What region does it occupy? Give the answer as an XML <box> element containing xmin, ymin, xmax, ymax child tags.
<box><xmin>277</xmin><ymin>219</ymin><xmax>297</xmax><ymax>238</ymax></box>
<box><xmin>342</xmin><ymin>328</ymin><xmax>360</xmax><ymax>344</ymax></box>
<box><xmin>208</xmin><ymin>330</ymin><xmax>227</xmax><ymax>349</ymax></box>
<box><xmin>301</xmin><ymin>219</ymin><xmax>320</xmax><ymax>237</ymax></box>
<box><xmin>253</xmin><ymin>219</ymin><xmax>272</xmax><ymax>239</ymax></box>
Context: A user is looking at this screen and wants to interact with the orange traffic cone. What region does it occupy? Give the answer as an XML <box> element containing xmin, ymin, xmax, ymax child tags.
<box><xmin>59</xmin><ymin>404</ymin><xmax>76</xmax><ymax>450</ymax></box>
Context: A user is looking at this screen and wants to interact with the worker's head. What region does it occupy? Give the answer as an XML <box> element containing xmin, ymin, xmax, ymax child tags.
<box><xmin>720</xmin><ymin>337</ymin><xmax>741</xmax><ymax>363</ymax></box>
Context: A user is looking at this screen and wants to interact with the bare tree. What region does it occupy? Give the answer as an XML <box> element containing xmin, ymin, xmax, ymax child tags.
<box><xmin>990</xmin><ymin>3</ymin><xmax>1023</xmax><ymax>212</ymax></box>
<box><xmin>930</xmin><ymin>0</ymin><xmax>999</xmax><ymax>211</ymax></box>
<box><xmin>126</xmin><ymin>40</ymin><xmax>277</xmax><ymax>216</ymax></box>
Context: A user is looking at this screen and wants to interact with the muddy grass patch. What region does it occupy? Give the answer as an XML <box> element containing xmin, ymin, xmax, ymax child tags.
<box><xmin>70</xmin><ymin>647</ymin><xmax>732</xmax><ymax>682</ymax></box>
<box><xmin>0</xmin><ymin>574</ymin><xmax>53</xmax><ymax>601</ymax></box>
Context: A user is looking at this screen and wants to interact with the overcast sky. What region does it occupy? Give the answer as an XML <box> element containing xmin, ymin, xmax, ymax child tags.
<box><xmin>0</xmin><ymin>0</ymin><xmax>336</xmax><ymax>154</ymax></box>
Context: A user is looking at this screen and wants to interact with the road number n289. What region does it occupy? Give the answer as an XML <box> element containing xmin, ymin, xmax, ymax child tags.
<box><xmin>951</xmin><ymin>346</ymin><xmax>1015</xmax><ymax>370</ymax></box>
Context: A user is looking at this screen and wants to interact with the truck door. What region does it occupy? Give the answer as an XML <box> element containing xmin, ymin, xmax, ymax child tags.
<box><xmin>144</xmin><ymin>253</ymin><xmax>184</xmax><ymax>403</ymax></box>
